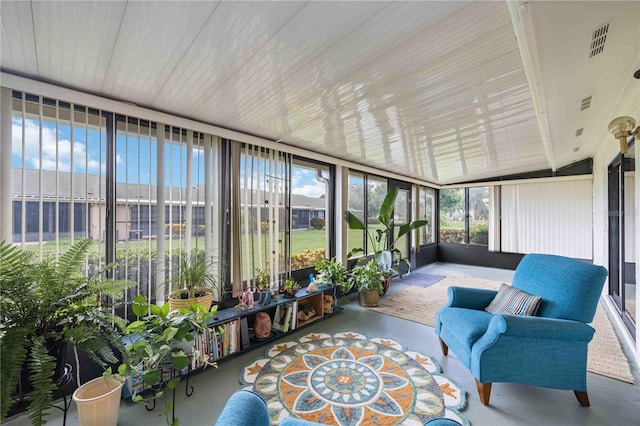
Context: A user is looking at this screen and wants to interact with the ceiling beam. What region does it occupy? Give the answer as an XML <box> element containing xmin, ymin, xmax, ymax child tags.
<box><xmin>506</xmin><ymin>0</ymin><xmax>556</xmax><ymax>171</ymax></box>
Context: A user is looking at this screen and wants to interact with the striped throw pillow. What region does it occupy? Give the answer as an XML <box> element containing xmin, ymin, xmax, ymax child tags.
<box><xmin>485</xmin><ymin>284</ymin><xmax>542</xmax><ymax>316</ymax></box>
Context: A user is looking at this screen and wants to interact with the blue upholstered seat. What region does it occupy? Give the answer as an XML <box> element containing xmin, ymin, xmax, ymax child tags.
<box><xmin>214</xmin><ymin>389</ymin><xmax>461</xmax><ymax>425</ymax></box>
<box><xmin>435</xmin><ymin>253</ymin><xmax>607</xmax><ymax>407</ymax></box>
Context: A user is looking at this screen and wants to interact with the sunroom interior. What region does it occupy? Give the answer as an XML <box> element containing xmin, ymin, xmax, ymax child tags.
<box><xmin>1</xmin><ymin>1</ymin><xmax>639</xmax><ymax>425</ymax></box>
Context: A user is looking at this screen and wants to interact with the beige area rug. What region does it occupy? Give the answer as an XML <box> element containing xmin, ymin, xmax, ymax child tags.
<box><xmin>368</xmin><ymin>276</ymin><xmax>635</xmax><ymax>384</ymax></box>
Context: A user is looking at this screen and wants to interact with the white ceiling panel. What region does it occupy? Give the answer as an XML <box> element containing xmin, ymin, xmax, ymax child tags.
<box><xmin>0</xmin><ymin>1</ymin><xmax>38</xmax><ymax>73</ymax></box>
<box><xmin>1</xmin><ymin>1</ymin><xmax>638</xmax><ymax>185</ymax></box>
<box><xmin>531</xmin><ymin>1</ymin><xmax>640</xmax><ymax>166</ymax></box>
<box><xmin>101</xmin><ymin>1</ymin><xmax>220</xmax><ymax>102</ymax></box>
<box><xmin>31</xmin><ymin>1</ymin><xmax>125</xmax><ymax>91</ymax></box>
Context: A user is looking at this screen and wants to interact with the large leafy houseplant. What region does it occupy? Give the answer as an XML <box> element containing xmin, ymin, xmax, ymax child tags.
<box><xmin>0</xmin><ymin>239</ymin><xmax>134</xmax><ymax>425</ymax></box>
<box><xmin>314</xmin><ymin>257</ymin><xmax>351</xmax><ymax>294</ymax></box>
<box><xmin>347</xmin><ymin>259</ymin><xmax>385</xmax><ymax>307</ymax></box>
<box><xmin>347</xmin><ymin>259</ymin><xmax>385</xmax><ymax>294</ymax></box>
<box><xmin>119</xmin><ymin>295</ymin><xmax>218</xmax><ymax>426</ymax></box>
<box><xmin>344</xmin><ymin>186</ymin><xmax>428</xmax><ymax>278</ymax></box>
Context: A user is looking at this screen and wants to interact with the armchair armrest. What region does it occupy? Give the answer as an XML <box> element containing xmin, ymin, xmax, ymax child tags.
<box><xmin>483</xmin><ymin>314</ymin><xmax>595</xmax><ymax>343</ymax></box>
<box><xmin>446</xmin><ymin>286</ymin><xmax>498</xmax><ymax>310</ymax></box>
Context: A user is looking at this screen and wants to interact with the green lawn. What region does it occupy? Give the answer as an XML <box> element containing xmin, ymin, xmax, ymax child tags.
<box><xmin>26</xmin><ymin>227</ymin><xmax>382</xmax><ymax>273</ymax></box>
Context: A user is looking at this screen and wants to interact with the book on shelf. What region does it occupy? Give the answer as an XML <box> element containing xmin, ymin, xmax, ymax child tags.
<box><xmin>290</xmin><ymin>300</ymin><xmax>298</xmax><ymax>330</ymax></box>
<box><xmin>282</xmin><ymin>303</ymin><xmax>293</xmax><ymax>332</ymax></box>
<box><xmin>240</xmin><ymin>317</ymin><xmax>250</xmax><ymax>349</ymax></box>
<box><xmin>273</xmin><ymin>304</ymin><xmax>287</xmax><ymax>332</ymax></box>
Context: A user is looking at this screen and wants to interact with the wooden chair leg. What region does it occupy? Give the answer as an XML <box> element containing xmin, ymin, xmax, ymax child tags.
<box><xmin>438</xmin><ymin>338</ymin><xmax>448</xmax><ymax>356</ymax></box>
<box><xmin>475</xmin><ymin>379</ymin><xmax>492</xmax><ymax>405</ymax></box>
<box><xmin>574</xmin><ymin>391</ymin><xmax>590</xmax><ymax>407</ymax></box>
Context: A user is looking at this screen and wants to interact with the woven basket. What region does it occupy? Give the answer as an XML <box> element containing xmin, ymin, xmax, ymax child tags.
<box><xmin>168</xmin><ymin>288</ymin><xmax>214</xmax><ymax>311</ymax></box>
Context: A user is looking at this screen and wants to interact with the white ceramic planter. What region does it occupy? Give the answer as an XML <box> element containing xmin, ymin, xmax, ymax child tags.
<box><xmin>72</xmin><ymin>375</ymin><xmax>123</xmax><ymax>426</ymax></box>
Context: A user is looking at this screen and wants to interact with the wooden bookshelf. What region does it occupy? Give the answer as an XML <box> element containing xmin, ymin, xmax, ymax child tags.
<box><xmin>122</xmin><ymin>287</ymin><xmax>341</xmax><ymax>399</ymax></box>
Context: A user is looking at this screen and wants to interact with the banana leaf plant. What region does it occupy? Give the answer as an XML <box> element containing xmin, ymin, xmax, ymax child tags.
<box><xmin>344</xmin><ymin>186</ymin><xmax>428</xmax><ymax>278</ymax></box>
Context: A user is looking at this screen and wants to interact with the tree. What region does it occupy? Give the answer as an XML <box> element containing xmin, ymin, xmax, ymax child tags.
<box><xmin>366</xmin><ymin>182</ymin><xmax>387</xmax><ymax>218</ymax></box>
<box><xmin>439</xmin><ymin>188</ymin><xmax>463</xmax><ymax>216</ymax></box>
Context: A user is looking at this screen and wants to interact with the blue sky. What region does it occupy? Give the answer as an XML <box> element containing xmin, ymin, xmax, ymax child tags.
<box><xmin>12</xmin><ymin>117</ymin><xmax>326</xmax><ymax>198</ymax></box>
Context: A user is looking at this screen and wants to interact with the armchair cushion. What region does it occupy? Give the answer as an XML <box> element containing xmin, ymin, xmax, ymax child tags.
<box><xmin>485</xmin><ymin>284</ymin><xmax>541</xmax><ymax>316</ymax></box>
<box><xmin>438</xmin><ymin>308</ymin><xmax>494</xmax><ymax>348</ymax></box>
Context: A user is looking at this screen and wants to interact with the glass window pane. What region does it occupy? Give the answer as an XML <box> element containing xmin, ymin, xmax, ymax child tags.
<box><xmin>366</xmin><ymin>176</ymin><xmax>387</xmax><ymax>255</ymax></box>
<box><xmin>439</xmin><ymin>188</ymin><xmax>465</xmax><ymax>243</ymax></box>
<box><xmin>115</xmin><ymin>118</ymin><xmax>159</xmax><ymax>306</ymax></box>
<box><xmin>393</xmin><ymin>188</ymin><xmax>409</xmax><ymax>260</ymax></box>
<box><xmin>10</xmin><ymin>93</ymin><xmax>107</xmax><ymax>280</ymax></box>
<box><xmin>469</xmin><ymin>187</ymin><xmax>489</xmax><ymax>246</ymax></box>
<box><xmin>347</xmin><ymin>172</ymin><xmax>365</xmax><ymax>257</ymax></box>
<box><xmin>290</xmin><ymin>160</ymin><xmax>330</xmax><ymax>270</ymax></box>
<box><xmin>418</xmin><ymin>187</ymin><xmax>435</xmax><ymax>245</ymax></box>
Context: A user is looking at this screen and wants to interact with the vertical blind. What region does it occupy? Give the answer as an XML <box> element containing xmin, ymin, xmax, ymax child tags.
<box><xmin>232</xmin><ymin>143</ymin><xmax>290</xmax><ymax>295</ymax></box>
<box><xmin>500</xmin><ymin>178</ymin><xmax>593</xmax><ymax>258</ymax></box>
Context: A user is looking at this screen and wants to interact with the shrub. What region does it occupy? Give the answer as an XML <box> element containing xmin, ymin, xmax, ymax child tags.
<box><xmin>291</xmin><ymin>248</ymin><xmax>326</xmax><ymax>269</ymax></box>
<box><xmin>310</xmin><ymin>217</ymin><xmax>325</xmax><ymax>230</ymax></box>
<box><xmin>470</xmin><ymin>223</ymin><xmax>489</xmax><ymax>245</ymax></box>
<box><xmin>439</xmin><ymin>228</ymin><xmax>465</xmax><ymax>243</ymax></box>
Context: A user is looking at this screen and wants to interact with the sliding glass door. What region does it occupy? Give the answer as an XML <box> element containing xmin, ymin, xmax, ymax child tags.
<box><xmin>608</xmin><ymin>142</ymin><xmax>636</xmax><ymax>339</ymax></box>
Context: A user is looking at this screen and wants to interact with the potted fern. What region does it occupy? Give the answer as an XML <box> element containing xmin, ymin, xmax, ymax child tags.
<box><xmin>167</xmin><ymin>252</ymin><xmax>220</xmax><ymax>311</ymax></box>
<box><xmin>0</xmin><ymin>239</ymin><xmax>134</xmax><ymax>426</ymax></box>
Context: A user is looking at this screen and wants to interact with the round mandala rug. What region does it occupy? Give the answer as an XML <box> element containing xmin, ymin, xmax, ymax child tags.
<box><xmin>239</xmin><ymin>331</ymin><xmax>468</xmax><ymax>425</ymax></box>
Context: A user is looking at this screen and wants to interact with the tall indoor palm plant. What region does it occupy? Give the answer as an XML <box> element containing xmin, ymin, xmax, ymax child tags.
<box><xmin>344</xmin><ymin>186</ymin><xmax>428</xmax><ymax>277</ymax></box>
<box><xmin>0</xmin><ymin>239</ymin><xmax>134</xmax><ymax>426</ymax></box>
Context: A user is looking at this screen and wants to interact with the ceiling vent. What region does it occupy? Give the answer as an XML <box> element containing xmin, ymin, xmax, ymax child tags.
<box><xmin>580</xmin><ymin>96</ymin><xmax>592</xmax><ymax>111</ymax></box>
<box><xmin>589</xmin><ymin>23</ymin><xmax>609</xmax><ymax>58</ymax></box>
<box><xmin>575</xmin><ymin>128</ymin><xmax>584</xmax><ymax>137</ymax></box>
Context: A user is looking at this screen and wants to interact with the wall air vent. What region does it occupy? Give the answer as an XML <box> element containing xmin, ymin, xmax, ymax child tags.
<box><xmin>589</xmin><ymin>23</ymin><xmax>609</xmax><ymax>58</ymax></box>
<box><xmin>580</xmin><ymin>96</ymin><xmax>592</xmax><ymax>111</ymax></box>
<box><xmin>573</xmin><ymin>147</ymin><xmax>580</xmax><ymax>153</ymax></box>
<box><xmin>575</xmin><ymin>128</ymin><xmax>584</xmax><ymax>137</ymax></box>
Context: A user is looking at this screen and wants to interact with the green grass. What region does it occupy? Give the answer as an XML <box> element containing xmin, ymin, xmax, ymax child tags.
<box><xmin>24</xmin><ymin>224</ymin><xmax>404</xmax><ymax>270</ymax></box>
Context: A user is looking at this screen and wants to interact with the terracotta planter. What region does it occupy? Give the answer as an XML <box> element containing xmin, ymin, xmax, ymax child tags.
<box><xmin>168</xmin><ymin>288</ymin><xmax>213</xmax><ymax>311</ymax></box>
<box><xmin>359</xmin><ymin>289</ymin><xmax>380</xmax><ymax>307</ymax></box>
<box><xmin>382</xmin><ymin>277</ymin><xmax>392</xmax><ymax>295</ymax></box>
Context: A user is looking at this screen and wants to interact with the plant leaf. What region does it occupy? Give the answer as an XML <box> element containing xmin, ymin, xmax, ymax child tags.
<box><xmin>379</xmin><ymin>186</ymin><xmax>399</xmax><ymax>226</ymax></box>
<box><xmin>142</xmin><ymin>369</ymin><xmax>161</xmax><ymax>386</ymax></box>
<box><xmin>132</xmin><ymin>294</ymin><xmax>148</xmax><ymax>318</ymax></box>
<box><xmin>172</xmin><ymin>355</ymin><xmax>189</xmax><ymax>371</ymax></box>
<box><xmin>343</xmin><ymin>211</ymin><xmax>366</xmax><ymax>230</ymax></box>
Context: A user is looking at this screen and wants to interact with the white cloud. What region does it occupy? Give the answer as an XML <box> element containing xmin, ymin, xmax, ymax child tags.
<box><xmin>12</xmin><ymin>117</ymin><xmax>104</xmax><ymax>173</ymax></box>
<box><xmin>292</xmin><ymin>182</ymin><xmax>326</xmax><ymax>198</ymax></box>
<box><xmin>291</xmin><ymin>167</ymin><xmax>326</xmax><ymax>197</ymax></box>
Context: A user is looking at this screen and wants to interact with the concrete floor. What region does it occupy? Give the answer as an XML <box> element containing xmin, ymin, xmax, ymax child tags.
<box><xmin>5</xmin><ymin>263</ymin><xmax>640</xmax><ymax>426</ymax></box>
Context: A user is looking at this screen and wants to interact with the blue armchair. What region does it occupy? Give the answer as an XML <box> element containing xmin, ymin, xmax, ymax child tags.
<box><xmin>215</xmin><ymin>389</ymin><xmax>462</xmax><ymax>425</ymax></box>
<box><xmin>435</xmin><ymin>254</ymin><xmax>607</xmax><ymax>406</ymax></box>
